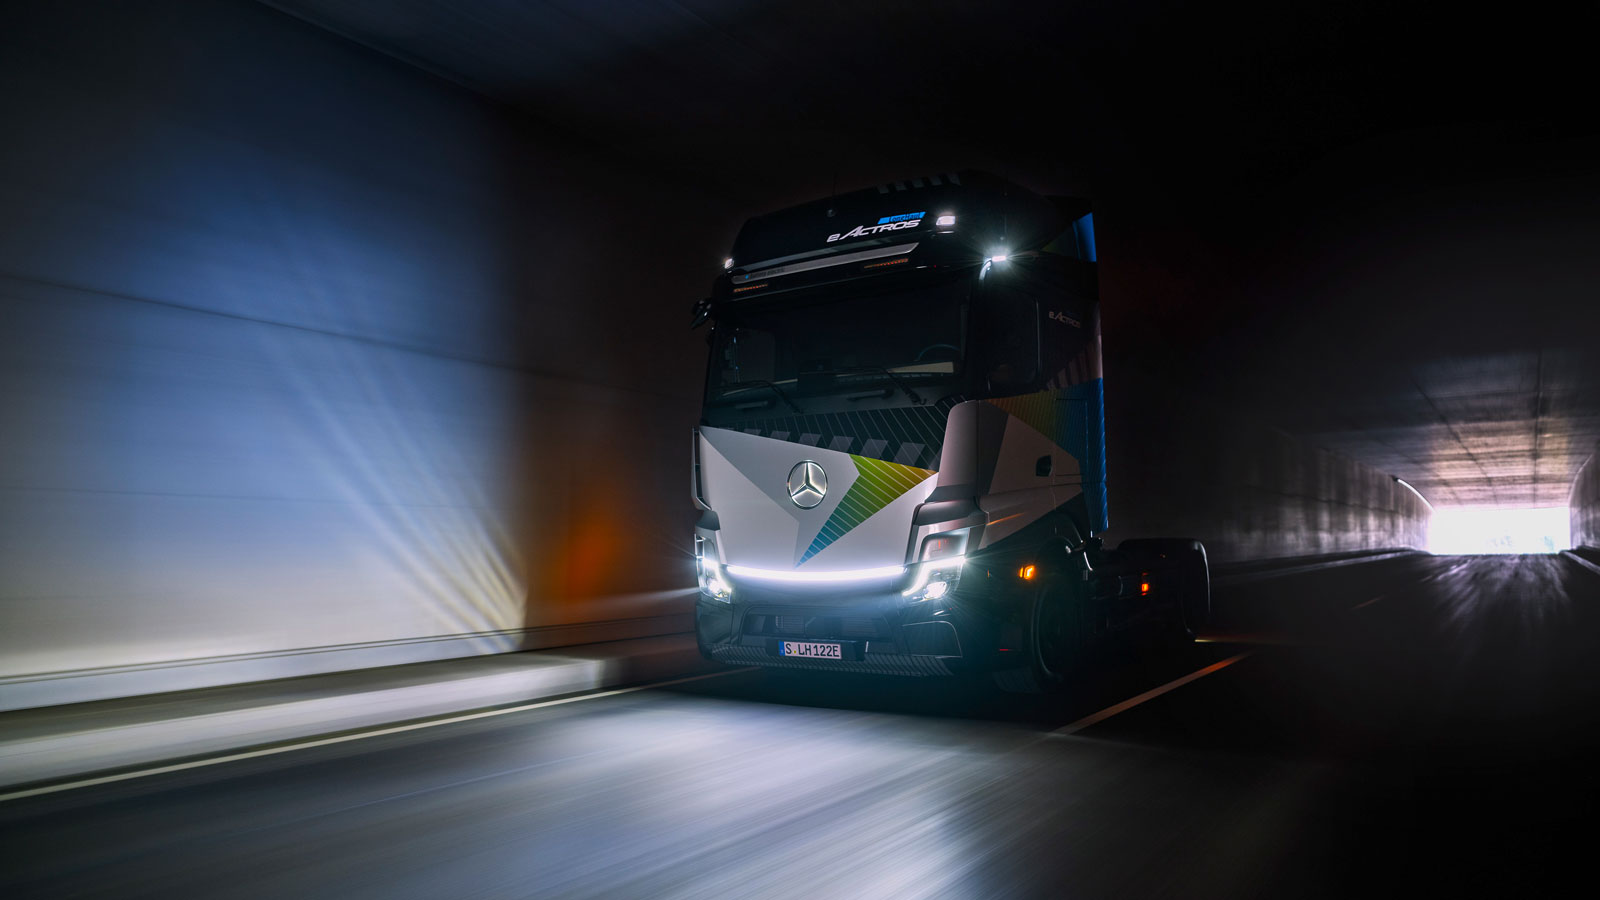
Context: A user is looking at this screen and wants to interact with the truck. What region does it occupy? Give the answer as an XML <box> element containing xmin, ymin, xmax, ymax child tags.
<box><xmin>690</xmin><ymin>171</ymin><xmax>1209</xmax><ymax>692</ymax></box>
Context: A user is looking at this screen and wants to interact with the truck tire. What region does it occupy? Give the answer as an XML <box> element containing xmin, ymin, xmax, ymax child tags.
<box><xmin>1176</xmin><ymin>542</ymin><xmax>1210</xmax><ymax>639</ymax></box>
<box><xmin>1119</xmin><ymin>538</ymin><xmax>1210</xmax><ymax>642</ymax></box>
<box><xmin>992</xmin><ymin>562</ymin><xmax>1085</xmax><ymax>694</ymax></box>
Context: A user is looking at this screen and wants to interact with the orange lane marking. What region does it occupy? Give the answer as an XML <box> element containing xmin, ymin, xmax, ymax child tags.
<box><xmin>1051</xmin><ymin>652</ymin><xmax>1251</xmax><ymax>737</ymax></box>
<box><xmin>1351</xmin><ymin>595</ymin><xmax>1384</xmax><ymax>610</ymax></box>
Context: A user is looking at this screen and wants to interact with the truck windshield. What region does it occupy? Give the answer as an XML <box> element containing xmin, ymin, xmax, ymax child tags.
<box><xmin>708</xmin><ymin>277</ymin><xmax>968</xmax><ymax>401</ymax></box>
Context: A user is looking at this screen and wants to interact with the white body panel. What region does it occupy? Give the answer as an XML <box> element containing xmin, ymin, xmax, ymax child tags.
<box><xmin>699</xmin><ymin>427</ymin><xmax>937</xmax><ymax>571</ymax></box>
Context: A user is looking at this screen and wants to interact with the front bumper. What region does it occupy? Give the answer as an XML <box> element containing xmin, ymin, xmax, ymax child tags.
<box><xmin>695</xmin><ymin>577</ymin><xmax>1003</xmax><ymax>676</ymax></box>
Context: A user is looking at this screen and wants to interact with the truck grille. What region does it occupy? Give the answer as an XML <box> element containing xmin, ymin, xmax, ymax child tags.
<box><xmin>748</xmin><ymin>613</ymin><xmax>888</xmax><ymax>640</ymax></box>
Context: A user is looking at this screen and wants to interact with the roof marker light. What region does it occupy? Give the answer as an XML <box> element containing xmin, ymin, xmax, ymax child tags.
<box><xmin>936</xmin><ymin>214</ymin><xmax>956</xmax><ymax>227</ymax></box>
<box><xmin>723</xmin><ymin>257</ymin><xmax>734</xmax><ymax>269</ymax></box>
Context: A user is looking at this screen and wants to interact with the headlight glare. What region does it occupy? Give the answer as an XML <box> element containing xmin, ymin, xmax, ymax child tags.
<box><xmin>903</xmin><ymin>556</ymin><xmax>964</xmax><ymax>602</ymax></box>
<box><xmin>696</xmin><ymin>538</ymin><xmax>733</xmax><ymax>602</ymax></box>
<box><xmin>699</xmin><ymin>559</ymin><xmax>734</xmax><ymax>602</ymax></box>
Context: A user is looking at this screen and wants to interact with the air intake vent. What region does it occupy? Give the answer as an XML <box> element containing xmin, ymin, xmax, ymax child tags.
<box><xmin>902</xmin><ymin>621</ymin><xmax>961</xmax><ymax>656</ymax></box>
<box><xmin>840</xmin><ymin>617</ymin><xmax>880</xmax><ymax>638</ymax></box>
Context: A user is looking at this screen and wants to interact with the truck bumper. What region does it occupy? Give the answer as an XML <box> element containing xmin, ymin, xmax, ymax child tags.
<box><xmin>695</xmin><ymin>584</ymin><xmax>1006</xmax><ymax>677</ymax></box>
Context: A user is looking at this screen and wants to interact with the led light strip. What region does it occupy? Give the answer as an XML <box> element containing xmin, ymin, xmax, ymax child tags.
<box><xmin>724</xmin><ymin>563</ymin><xmax>906</xmax><ymax>583</ymax></box>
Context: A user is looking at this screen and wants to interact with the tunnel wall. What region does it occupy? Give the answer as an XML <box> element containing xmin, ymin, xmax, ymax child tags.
<box><xmin>0</xmin><ymin>2</ymin><xmax>726</xmax><ymax>708</ymax></box>
<box><xmin>1572</xmin><ymin>446</ymin><xmax>1600</xmax><ymax>552</ymax></box>
<box><xmin>0</xmin><ymin>3</ymin><xmax>1437</xmax><ymax>711</ymax></box>
<box><xmin>1103</xmin><ymin>365</ymin><xmax>1432</xmax><ymax>562</ymax></box>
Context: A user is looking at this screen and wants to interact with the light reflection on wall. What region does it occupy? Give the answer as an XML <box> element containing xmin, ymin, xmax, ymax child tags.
<box><xmin>0</xmin><ymin>0</ymin><xmax>726</xmax><ymax>705</ymax></box>
<box><xmin>1428</xmin><ymin>507</ymin><xmax>1571</xmax><ymax>554</ymax></box>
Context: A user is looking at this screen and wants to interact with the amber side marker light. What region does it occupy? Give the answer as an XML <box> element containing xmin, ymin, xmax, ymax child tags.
<box><xmin>1018</xmin><ymin>564</ymin><xmax>1037</xmax><ymax>581</ymax></box>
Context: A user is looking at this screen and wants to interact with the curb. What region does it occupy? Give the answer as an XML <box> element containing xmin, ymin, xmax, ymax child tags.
<box><xmin>0</xmin><ymin>634</ymin><xmax>712</xmax><ymax>792</ymax></box>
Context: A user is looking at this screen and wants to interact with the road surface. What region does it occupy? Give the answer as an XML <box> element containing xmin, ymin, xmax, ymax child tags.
<box><xmin>3</xmin><ymin>554</ymin><xmax>1597</xmax><ymax>898</ymax></box>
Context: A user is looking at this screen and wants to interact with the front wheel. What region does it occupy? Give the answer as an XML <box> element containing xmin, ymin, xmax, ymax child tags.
<box><xmin>992</xmin><ymin>567</ymin><xmax>1085</xmax><ymax>694</ymax></box>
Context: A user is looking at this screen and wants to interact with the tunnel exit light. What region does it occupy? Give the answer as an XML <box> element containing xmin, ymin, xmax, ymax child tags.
<box><xmin>1429</xmin><ymin>507</ymin><xmax>1571</xmax><ymax>554</ymax></box>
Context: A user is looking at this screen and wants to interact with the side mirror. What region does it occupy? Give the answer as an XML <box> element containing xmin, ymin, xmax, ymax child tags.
<box><xmin>690</xmin><ymin>297</ymin><xmax>713</xmax><ymax>329</ymax></box>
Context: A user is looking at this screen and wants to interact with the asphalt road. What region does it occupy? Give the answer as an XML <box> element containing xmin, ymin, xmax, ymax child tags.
<box><xmin>3</xmin><ymin>554</ymin><xmax>1598</xmax><ymax>899</ymax></box>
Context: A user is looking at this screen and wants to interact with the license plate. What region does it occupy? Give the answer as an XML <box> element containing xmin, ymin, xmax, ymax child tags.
<box><xmin>780</xmin><ymin>641</ymin><xmax>843</xmax><ymax>659</ymax></box>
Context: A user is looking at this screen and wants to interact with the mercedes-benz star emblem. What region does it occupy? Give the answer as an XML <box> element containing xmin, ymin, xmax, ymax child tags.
<box><xmin>787</xmin><ymin>460</ymin><xmax>828</xmax><ymax>509</ymax></box>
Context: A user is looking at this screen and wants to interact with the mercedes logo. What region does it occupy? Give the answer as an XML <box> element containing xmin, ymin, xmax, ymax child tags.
<box><xmin>787</xmin><ymin>460</ymin><xmax>828</xmax><ymax>509</ymax></box>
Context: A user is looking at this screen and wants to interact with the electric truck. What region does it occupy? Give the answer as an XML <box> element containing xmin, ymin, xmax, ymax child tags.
<box><xmin>690</xmin><ymin>171</ymin><xmax>1209</xmax><ymax>692</ymax></box>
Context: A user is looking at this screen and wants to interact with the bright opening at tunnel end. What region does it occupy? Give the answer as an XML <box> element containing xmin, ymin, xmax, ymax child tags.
<box><xmin>1428</xmin><ymin>506</ymin><xmax>1572</xmax><ymax>554</ymax></box>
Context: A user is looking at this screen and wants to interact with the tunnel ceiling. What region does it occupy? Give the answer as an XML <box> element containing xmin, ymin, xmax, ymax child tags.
<box><xmin>1256</xmin><ymin>348</ymin><xmax>1600</xmax><ymax>510</ymax></box>
<box><xmin>264</xmin><ymin>0</ymin><xmax>1600</xmax><ymax>510</ymax></box>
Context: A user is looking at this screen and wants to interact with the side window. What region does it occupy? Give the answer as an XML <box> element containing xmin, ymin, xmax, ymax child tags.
<box><xmin>983</xmin><ymin>291</ymin><xmax>1039</xmax><ymax>390</ymax></box>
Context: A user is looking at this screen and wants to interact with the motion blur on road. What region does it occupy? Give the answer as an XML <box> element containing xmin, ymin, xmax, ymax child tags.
<box><xmin>3</xmin><ymin>1</ymin><xmax>1600</xmax><ymax>897</ymax></box>
<box><xmin>5</xmin><ymin>555</ymin><xmax>1600</xmax><ymax>897</ymax></box>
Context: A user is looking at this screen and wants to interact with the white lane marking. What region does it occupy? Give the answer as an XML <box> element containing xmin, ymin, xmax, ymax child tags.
<box><xmin>1560</xmin><ymin>550</ymin><xmax>1600</xmax><ymax>577</ymax></box>
<box><xmin>0</xmin><ymin>668</ymin><xmax>754</xmax><ymax>804</ymax></box>
<box><xmin>1051</xmin><ymin>653</ymin><xmax>1252</xmax><ymax>737</ymax></box>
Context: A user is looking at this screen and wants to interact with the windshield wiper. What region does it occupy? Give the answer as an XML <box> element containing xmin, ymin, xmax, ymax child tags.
<box><xmin>821</xmin><ymin>366</ymin><xmax>924</xmax><ymax>405</ymax></box>
<box><xmin>720</xmin><ymin>379</ymin><xmax>804</xmax><ymax>414</ymax></box>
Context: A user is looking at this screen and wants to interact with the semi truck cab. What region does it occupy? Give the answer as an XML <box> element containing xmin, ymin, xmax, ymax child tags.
<box><xmin>690</xmin><ymin>171</ymin><xmax>1208</xmax><ymax>691</ymax></box>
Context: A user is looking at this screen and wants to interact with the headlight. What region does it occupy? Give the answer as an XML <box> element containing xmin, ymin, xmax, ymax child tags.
<box><xmin>903</xmin><ymin>556</ymin><xmax>964</xmax><ymax>602</ymax></box>
<box><xmin>903</xmin><ymin>529</ymin><xmax>970</xmax><ymax>602</ymax></box>
<box><xmin>696</xmin><ymin>538</ymin><xmax>733</xmax><ymax>602</ymax></box>
<box><xmin>700</xmin><ymin>560</ymin><xmax>734</xmax><ymax>602</ymax></box>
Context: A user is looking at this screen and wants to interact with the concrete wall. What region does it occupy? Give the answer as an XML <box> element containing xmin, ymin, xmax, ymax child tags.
<box><xmin>1103</xmin><ymin>366</ymin><xmax>1432</xmax><ymax>563</ymax></box>
<box><xmin>0</xmin><ymin>1</ymin><xmax>728</xmax><ymax>708</ymax></box>
<box><xmin>1572</xmin><ymin>445</ymin><xmax>1600</xmax><ymax>551</ymax></box>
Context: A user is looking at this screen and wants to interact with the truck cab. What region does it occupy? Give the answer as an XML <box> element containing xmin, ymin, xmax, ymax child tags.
<box><xmin>691</xmin><ymin>171</ymin><xmax>1208</xmax><ymax>691</ymax></box>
